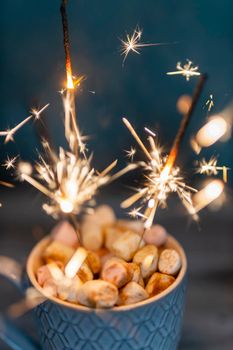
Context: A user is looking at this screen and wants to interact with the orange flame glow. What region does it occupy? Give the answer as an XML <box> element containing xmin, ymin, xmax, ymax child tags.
<box><xmin>66</xmin><ymin>68</ymin><xmax>74</xmax><ymax>90</ymax></box>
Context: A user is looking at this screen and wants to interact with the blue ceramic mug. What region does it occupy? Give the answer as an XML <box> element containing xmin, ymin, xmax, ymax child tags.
<box><xmin>0</xmin><ymin>234</ymin><xmax>187</xmax><ymax>350</ymax></box>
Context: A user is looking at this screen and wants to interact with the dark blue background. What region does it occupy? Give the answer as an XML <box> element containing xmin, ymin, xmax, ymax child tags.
<box><xmin>1</xmin><ymin>0</ymin><xmax>232</xmax><ymax>182</ymax></box>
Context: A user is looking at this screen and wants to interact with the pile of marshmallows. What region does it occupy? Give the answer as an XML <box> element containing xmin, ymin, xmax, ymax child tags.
<box><xmin>37</xmin><ymin>205</ymin><xmax>182</xmax><ymax>308</ymax></box>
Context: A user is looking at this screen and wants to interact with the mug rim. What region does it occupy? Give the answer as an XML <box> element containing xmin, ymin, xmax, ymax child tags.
<box><xmin>27</xmin><ymin>234</ymin><xmax>187</xmax><ymax>313</ymax></box>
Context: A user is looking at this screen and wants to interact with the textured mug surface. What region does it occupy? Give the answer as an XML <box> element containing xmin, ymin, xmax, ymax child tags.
<box><xmin>27</xmin><ymin>235</ymin><xmax>187</xmax><ymax>350</ymax></box>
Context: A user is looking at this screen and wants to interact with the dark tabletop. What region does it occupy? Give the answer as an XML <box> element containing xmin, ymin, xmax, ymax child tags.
<box><xmin>0</xmin><ymin>187</ymin><xmax>233</xmax><ymax>350</ymax></box>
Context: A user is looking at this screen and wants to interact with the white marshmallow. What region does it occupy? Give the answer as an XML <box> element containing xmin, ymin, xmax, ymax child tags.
<box><xmin>133</xmin><ymin>245</ymin><xmax>158</xmax><ymax>279</ymax></box>
<box><xmin>81</xmin><ymin>220</ymin><xmax>104</xmax><ymax>251</ymax></box>
<box><xmin>111</xmin><ymin>231</ymin><xmax>145</xmax><ymax>261</ymax></box>
<box><xmin>77</xmin><ymin>280</ymin><xmax>118</xmax><ymax>308</ymax></box>
<box><xmin>158</xmin><ymin>249</ymin><xmax>181</xmax><ymax>276</ymax></box>
<box><xmin>117</xmin><ymin>282</ymin><xmax>148</xmax><ymax>306</ymax></box>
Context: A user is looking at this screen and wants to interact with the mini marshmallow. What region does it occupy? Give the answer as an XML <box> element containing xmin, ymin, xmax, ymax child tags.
<box><xmin>96</xmin><ymin>248</ymin><xmax>115</xmax><ymax>267</ymax></box>
<box><xmin>94</xmin><ymin>205</ymin><xmax>116</xmax><ymax>226</ymax></box>
<box><xmin>146</xmin><ymin>272</ymin><xmax>175</xmax><ymax>296</ymax></box>
<box><xmin>128</xmin><ymin>263</ymin><xmax>144</xmax><ymax>287</ymax></box>
<box><xmin>43</xmin><ymin>241</ymin><xmax>75</xmax><ymax>265</ymax></box>
<box><xmin>57</xmin><ymin>276</ymin><xmax>83</xmax><ymax>302</ymax></box>
<box><xmin>116</xmin><ymin>220</ymin><xmax>144</xmax><ymax>235</ymax></box>
<box><xmin>81</xmin><ymin>220</ymin><xmax>103</xmax><ymax>251</ymax></box>
<box><xmin>101</xmin><ymin>257</ymin><xmax>132</xmax><ymax>288</ymax></box>
<box><xmin>51</xmin><ymin>220</ymin><xmax>79</xmax><ymax>248</ymax></box>
<box><xmin>77</xmin><ymin>262</ymin><xmax>93</xmax><ymax>282</ymax></box>
<box><xmin>86</xmin><ymin>251</ymin><xmax>101</xmax><ymax>274</ymax></box>
<box><xmin>105</xmin><ymin>226</ymin><xmax>123</xmax><ymax>251</ymax></box>
<box><xmin>77</xmin><ymin>280</ymin><xmax>118</xmax><ymax>308</ymax></box>
<box><xmin>37</xmin><ymin>265</ymin><xmax>52</xmax><ymax>286</ymax></box>
<box><xmin>143</xmin><ymin>225</ymin><xmax>167</xmax><ymax>247</ymax></box>
<box><xmin>133</xmin><ymin>245</ymin><xmax>158</xmax><ymax>279</ymax></box>
<box><xmin>158</xmin><ymin>249</ymin><xmax>181</xmax><ymax>276</ymax></box>
<box><xmin>43</xmin><ymin>279</ymin><xmax>58</xmax><ymax>297</ymax></box>
<box><xmin>111</xmin><ymin>231</ymin><xmax>145</xmax><ymax>261</ymax></box>
<box><xmin>117</xmin><ymin>282</ymin><xmax>148</xmax><ymax>306</ymax></box>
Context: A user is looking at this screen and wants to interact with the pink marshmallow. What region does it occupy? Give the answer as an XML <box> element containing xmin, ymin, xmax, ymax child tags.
<box><xmin>37</xmin><ymin>265</ymin><xmax>52</xmax><ymax>286</ymax></box>
<box><xmin>51</xmin><ymin>221</ymin><xmax>79</xmax><ymax>248</ymax></box>
<box><xmin>143</xmin><ymin>224</ymin><xmax>167</xmax><ymax>247</ymax></box>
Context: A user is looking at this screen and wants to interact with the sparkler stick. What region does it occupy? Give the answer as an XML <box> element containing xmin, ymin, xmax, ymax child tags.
<box><xmin>122</xmin><ymin>74</ymin><xmax>207</xmax><ymax>229</ymax></box>
<box><xmin>60</xmin><ymin>0</ymin><xmax>73</xmax><ymax>89</ymax></box>
<box><xmin>165</xmin><ymin>74</ymin><xmax>207</xmax><ymax>172</ymax></box>
<box><xmin>143</xmin><ymin>74</ymin><xmax>207</xmax><ymax>228</ymax></box>
<box><xmin>60</xmin><ymin>0</ymin><xmax>85</xmax><ymax>156</ymax></box>
<box><xmin>18</xmin><ymin>1</ymin><xmax>136</xmax><ymax>227</ymax></box>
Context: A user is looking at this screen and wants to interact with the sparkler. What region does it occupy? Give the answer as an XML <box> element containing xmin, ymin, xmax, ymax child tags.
<box><xmin>167</xmin><ymin>60</ymin><xmax>201</xmax><ymax>81</ymax></box>
<box><xmin>20</xmin><ymin>149</ymin><xmax>119</xmax><ymax>218</ymax></box>
<box><xmin>197</xmin><ymin>157</ymin><xmax>229</xmax><ymax>183</ymax></box>
<box><xmin>19</xmin><ymin>0</ymin><xmax>132</xmax><ymax>233</ymax></box>
<box><xmin>0</xmin><ymin>105</ymin><xmax>49</xmax><ymax>144</ymax></box>
<box><xmin>122</xmin><ymin>74</ymin><xmax>207</xmax><ymax>229</ymax></box>
<box><xmin>122</xmin><ymin>118</ymin><xmax>197</xmax><ymax>228</ymax></box>
<box><xmin>120</xmin><ymin>26</ymin><xmax>168</xmax><ymax>65</ymax></box>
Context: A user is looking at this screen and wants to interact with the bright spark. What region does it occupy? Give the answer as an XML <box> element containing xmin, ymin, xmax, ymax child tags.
<box><xmin>144</xmin><ymin>127</ymin><xmax>156</xmax><ymax>137</ymax></box>
<box><xmin>125</xmin><ymin>146</ymin><xmax>136</xmax><ymax>161</ymax></box>
<box><xmin>0</xmin><ymin>104</ymin><xmax>49</xmax><ymax>143</ymax></box>
<box><xmin>120</xmin><ymin>26</ymin><xmax>167</xmax><ymax>65</ymax></box>
<box><xmin>197</xmin><ymin>157</ymin><xmax>230</xmax><ymax>183</ymax></box>
<box><xmin>20</xmin><ymin>89</ymin><xmax>131</xmax><ymax>221</ymax></box>
<box><xmin>20</xmin><ymin>145</ymin><xmax>118</xmax><ymax>218</ymax></box>
<box><xmin>128</xmin><ymin>207</ymin><xmax>147</xmax><ymax>219</ymax></box>
<box><xmin>31</xmin><ymin>104</ymin><xmax>50</xmax><ymax>120</ymax></box>
<box><xmin>2</xmin><ymin>155</ymin><xmax>18</xmax><ymax>170</ymax></box>
<box><xmin>205</xmin><ymin>94</ymin><xmax>214</xmax><ymax>112</ymax></box>
<box><xmin>167</xmin><ymin>60</ymin><xmax>201</xmax><ymax>81</ymax></box>
<box><xmin>122</xmin><ymin>118</ymin><xmax>196</xmax><ymax>229</ymax></box>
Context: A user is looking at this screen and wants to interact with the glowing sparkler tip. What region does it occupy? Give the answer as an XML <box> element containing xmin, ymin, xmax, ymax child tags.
<box><xmin>67</xmin><ymin>73</ymin><xmax>74</xmax><ymax>90</ymax></box>
<box><xmin>123</xmin><ymin>118</ymin><xmax>196</xmax><ymax>228</ymax></box>
<box><xmin>60</xmin><ymin>199</ymin><xmax>74</xmax><ymax>213</ymax></box>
